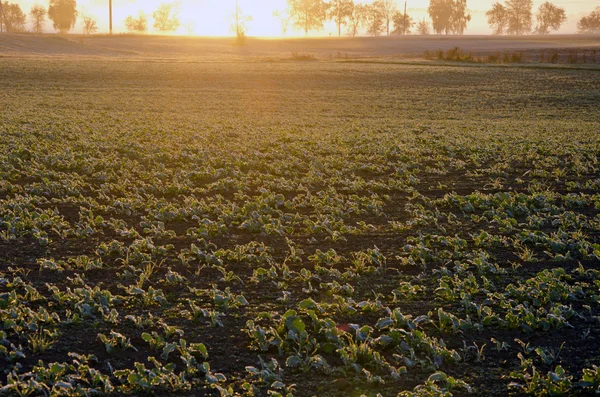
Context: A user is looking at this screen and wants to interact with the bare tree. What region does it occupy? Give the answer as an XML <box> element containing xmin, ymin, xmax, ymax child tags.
<box><xmin>30</xmin><ymin>4</ymin><xmax>47</xmax><ymax>34</ymax></box>
<box><xmin>535</xmin><ymin>1</ymin><xmax>566</xmax><ymax>34</ymax></box>
<box><xmin>416</xmin><ymin>18</ymin><xmax>431</xmax><ymax>35</ymax></box>
<box><xmin>486</xmin><ymin>2</ymin><xmax>507</xmax><ymax>34</ymax></box>
<box><xmin>505</xmin><ymin>0</ymin><xmax>532</xmax><ymax>35</ymax></box>
<box><xmin>82</xmin><ymin>15</ymin><xmax>97</xmax><ymax>34</ymax></box>
<box><xmin>230</xmin><ymin>1</ymin><xmax>252</xmax><ymax>38</ymax></box>
<box><xmin>152</xmin><ymin>2</ymin><xmax>181</xmax><ymax>32</ymax></box>
<box><xmin>577</xmin><ymin>6</ymin><xmax>600</xmax><ymax>34</ymax></box>
<box><xmin>273</xmin><ymin>9</ymin><xmax>291</xmax><ymax>36</ymax></box>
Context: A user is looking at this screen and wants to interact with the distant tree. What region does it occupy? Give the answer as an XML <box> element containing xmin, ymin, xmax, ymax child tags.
<box><xmin>392</xmin><ymin>11</ymin><xmax>414</xmax><ymax>35</ymax></box>
<box><xmin>152</xmin><ymin>2</ymin><xmax>181</xmax><ymax>32</ymax></box>
<box><xmin>505</xmin><ymin>0</ymin><xmax>532</xmax><ymax>34</ymax></box>
<box><xmin>416</xmin><ymin>18</ymin><xmax>431</xmax><ymax>35</ymax></box>
<box><xmin>230</xmin><ymin>3</ymin><xmax>253</xmax><ymax>38</ymax></box>
<box><xmin>577</xmin><ymin>7</ymin><xmax>600</xmax><ymax>34</ymax></box>
<box><xmin>82</xmin><ymin>15</ymin><xmax>98</xmax><ymax>34</ymax></box>
<box><xmin>364</xmin><ymin>3</ymin><xmax>385</xmax><ymax>36</ymax></box>
<box><xmin>535</xmin><ymin>2</ymin><xmax>565</xmax><ymax>34</ymax></box>
<box><xmin>48</xmin><ymin>0</ymin><xmax>77</xmax><ymax>33</ymax></box>
<box><xmin>373</xmin><ymin>0</ymin><xmax>397</xmax><ymax>36</ymax></box>
<box><xmin>486</xmin><ymin>2</ymin><xmax>507</xmax><ymax>34</ymax></box>
<box><xmin>272</xmin><ymin>9</ymin><xmax>291</xmax><ymax>36</ymax></box>
<box><xmin>347</xmin><ymin>3</ymin><xmax>367</xmax><ymax>36</ymax></box>
<box><xmin>287</xmin><ymin>0</ymin><xmax>328</xmax><ymax>36</ymax></box>
<box><xmin>428</xmin><ymin>0</ymin><xmax>470</xmax><ymax>35</ymax></box>
<box><xmin>450</xmin><ymin>0</ymin><xmax>470</xmax><ymax>34</ymax></box>
<box><xmin>428</xmin><ymin>0</ymin><xmax>452</xmax><ymax>34</ymax></box>
<box><xmin>29</xmin><ymin>4</ymin><xmax>47</xmax><ymax>34</ymax></box>
<box><xmin>2</xmin><ymin>2</ymin><xmax>26</xmax><ymax>32</ymax></box>
<box><xmin>328</xmin><ymin>0</ymin><xmax>353</xmax><ymax>37</ymax></box>
<box><xmin>124</xmin><ymin>12</ymin><xmax>148</xmax><ymax>33</ymax></box>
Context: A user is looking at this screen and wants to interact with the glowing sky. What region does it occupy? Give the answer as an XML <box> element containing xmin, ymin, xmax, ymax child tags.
<box><xmin>15</xmin><ymin>0</ymin><xmax>600</xmax><ymax>35</ymax></box>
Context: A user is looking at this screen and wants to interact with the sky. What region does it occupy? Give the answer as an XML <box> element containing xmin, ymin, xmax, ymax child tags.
<box><xmin>11</xmin><ymin>0</ymin><xmax>600</xmax><ymax>36</ymax></box>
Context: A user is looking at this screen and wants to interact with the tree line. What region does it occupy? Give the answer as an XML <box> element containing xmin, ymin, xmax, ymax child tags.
<box><xmin>1</xmin><ymin>0</ymin><xmax>599</xmax><ymax>36</ymax></box>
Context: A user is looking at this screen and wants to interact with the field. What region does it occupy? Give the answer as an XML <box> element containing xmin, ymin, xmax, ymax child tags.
<box><xmin>1</xmin><ymin>34</ymin><xmax>600</xmax><ymax>397</ymax></box>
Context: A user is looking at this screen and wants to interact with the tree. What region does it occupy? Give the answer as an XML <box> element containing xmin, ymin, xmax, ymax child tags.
<box><xmin>230</xmin><ymin>1</ymin><xmax>252</xmax><ymax>38</ymax></box>
<box><xmin>287</xmin><ymin>0</ymin><xmax>328</xmax><ymax>36</ymax></box>
<box><xmin>486</xmin><ymin>2</ymin><xmax>507</xmax><ymax>34</ymax></box>
<box><xmin>505</xmin><ymin>0</ymin><xmax>532</xmax><ymax>35</ymax></box>
<box><xmin>29</xmin><ymin>4</ymin><xmax>47</xmax><ymax>34</ymax></box>
<box><xmin>428</xmin><ymin>0</ymin><xmax>452</xmax><ymax>34</ymax></box>
<box><xmin>82</xmin><ymin>15</ymin><xmax>97</xmax><ymax>34</ymax></box>
<box><xmin>48</xmin><ymin>0</ymin><xmax>77</xmax><ymax>33</ymax></box>
<box><xmin>124</xmin><ymin>12</ymin><xmax>148</xmax><ymax>33</ymax></box>
<box><xmin>535</xmin><ymin>2</ymin><xmax>566</xmax><ymax>34</ymax></box>
<box><xmin>152</xmin><ymin>2</ymin><xmax>181</xmax><ymax>32</ymax></box>
<box><xmin>392</xmin><ymin>11</ymin><xmax>414</xmax><ymax>35</ymax></box>
<box><xmin>416</xmin><ymin>18</ymin><xmax>431</xmax><ymax>35</ymax></box>
<box><xmin>2</xmin><ymin>2</ymin><xmax>26</xmax><ymax>32</ymax></box>
<box><xmin>328</xmin><ymin>0</ymin><xmax>353</xmax><ymax>37</ymax></box>
<box><xmin>428</xmin><ymin>0</ymin><xmax>470</xmax><ymax>35</ymax></box>
<box><xmin>347</xmin><ymin>3</ymin><xmax>367</xmax><ymax>36</ymax></box>
<box><xmin>577</xmin><ymin>7</ymin><xmax>600</xmax><ymax>34</ymax></box>
<box><xmin>273</xmin><ymin>9</ymin><xmax>291</xmax><ymax>36</ymax></box>
<box><xmin>364</xmin><ymin>3</ymin><xmax>385</xmax><ymax>36</ymax></box>
<box><xmin>451</xmin><ymin>0</ymin><xmax>470</xmax><ymax>34</ymax></box>
<box><xmin>373</xmin><ymin>0</ymin><xmax>397</xmax><ymax>36</ymax></box>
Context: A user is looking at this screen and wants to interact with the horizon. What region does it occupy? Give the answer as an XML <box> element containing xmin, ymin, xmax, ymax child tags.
<box><xmin>6</xmin><ymin>0</ymin><xmax>600</xmax><ymax>37</ymax></box>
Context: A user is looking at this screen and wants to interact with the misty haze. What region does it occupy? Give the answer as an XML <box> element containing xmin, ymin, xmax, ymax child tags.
<box><xmin>0</xmin><ymin>0</ymin><xmax>600</xmax><ymax>397</ymax></box>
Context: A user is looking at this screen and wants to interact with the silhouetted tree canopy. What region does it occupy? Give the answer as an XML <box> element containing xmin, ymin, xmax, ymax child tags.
<box><xmin>392</xmin><ymin>11</ymin><xmax>415</xmax><ymax>35</ymax></box>
<box><xmin>29</xmin><ymin>4</ymin><xmax>47</xmax><ymax>34</ymax></box>
<box><xmin>3</xmin><ymin>2</ymin><xmax>27</xmax><ymax>32</ymax></box>
<box><xmin>152</xmin><ymin>3</ymin><xmax>181</xmax><ymax>32</ymax></box>
<box><xmin>48</xmin><ymin>0</ymin><xmax>78</xmax><ymax>33</ymax></box>
<box><xmin>577</xmin><ymin>7</ymin><xmax>600</xmax><ymax>34</ymax></box>
<box><xmin>428</xmin><ymin>0</ymin><xmax>471</xmax><ymax>35</ymax></box>
<box><xmin>416</xmin><ymin>18</ymin><xmax>431</xmax><ymax>35</ymax></box>
<box><xmin>373</xmin><ymin>0</ymin><xmax>398</xmax><ymax>36</ymax></box>
<box><xmin>124</xmin><ymin>12</ymin><xmax>148</xmax><ymax>33</ymax></box>
<box><xmin>451</xmin><ymin>0</ymin><xmax>470</xmax><ymax>34</ymax></box>
<box><xmin>328</xmin><ymin>0</ymin><xmax>353</xmax><ymax>37</ymax></box>
<box><xmin>347</xmin><ymin>3</ymin><xmax>367</xmax><ymax>36</ymax></box>
<box><xmin>506</xmin><ymin>0</ymin><xmax>532</xmax><ymax>34</ymax></box>
<box><xmin>486</xmin><ymin>2</ymin><xmax>507</xmax><ymax>34</ymax></box>
<box><xmin>486</xmin><ymin>0</ymin><xmax>532</xmax><ymax>35</ymax></box>
<box><xmin>364</xmin><ymin>3</ymin><xmax>385</xmax><ymax>36</ymax></box>
<box><xmin>535</xmin><ymin>2</ymin><xmax>566</xmax><ymax>34</ymax></box>
<box><xmin>287</xmin><ymin>0</ymin><xmax>329</xmax><ymax>36</ymax></box>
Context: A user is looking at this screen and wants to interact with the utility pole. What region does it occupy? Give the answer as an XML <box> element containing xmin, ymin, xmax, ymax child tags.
<box><xmin>403</xmin><ymin>1</ymin><xmax>407</xmax><ymax>35</ymax></box>
<box><xmin>0</xmin><ymin>0</ymin><xmax>4</xmax><ymax>33</ymax></box>
<box><xmin>109</xmin><ymin>0</ymin><xmax>113</xmax><ymax>34</ymax></box>
<box><xmin>235</xmin><ymin>0</ymin><xmax>239</xmax><ymax>37</ymax></box>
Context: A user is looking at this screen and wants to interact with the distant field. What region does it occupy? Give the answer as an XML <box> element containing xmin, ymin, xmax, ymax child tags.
<box><xmin>1</xmin><ymin>33</ymin><xmax>600</xmax><ymax>62</ymax></box>
<box><xmin>1</xmin><ymin>37</ymin><xmax>600</xmax><ymax>397</ymax></box>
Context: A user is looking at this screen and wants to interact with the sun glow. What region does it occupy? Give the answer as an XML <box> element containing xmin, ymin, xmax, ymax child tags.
<box><xmin>12</xmin><ymin>0</ymin><xmax>600</xmax><ymax>36</ymax></box>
